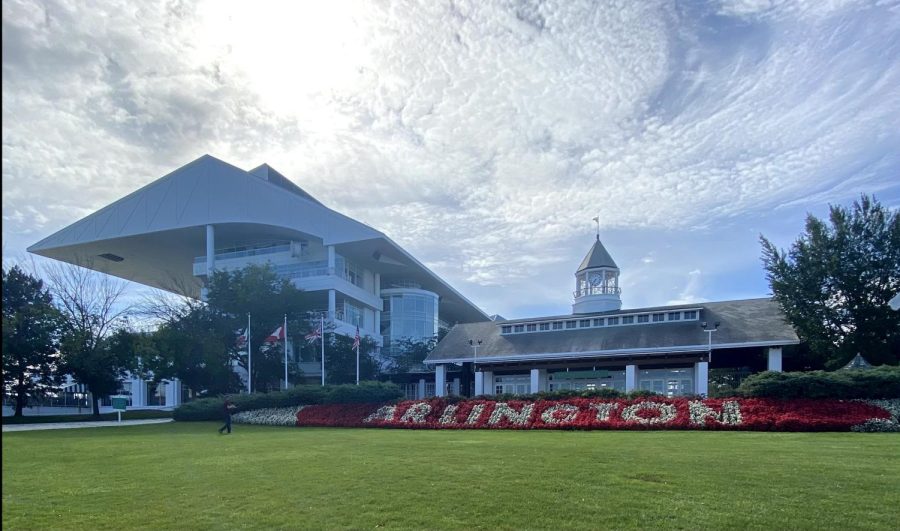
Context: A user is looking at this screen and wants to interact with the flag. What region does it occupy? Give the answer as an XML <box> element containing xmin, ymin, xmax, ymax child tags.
<box><xmin>352</xmin><ymin>326</ymin><xmax>360</xmax><ymax>350</ymax></box>
<box><xmin>304</xmin><ymin>324</ymin><xmax>321</xmax><ymax>343</ymax></box>
<box><xmin>235</xmin><ymin>328</ymin><xmax>248</xmax><ymax>348</ymax></box>
<box><xmin>265</xmin><ymin>325</ymin><xmax>285</xmax><ymax>343</ymax></box>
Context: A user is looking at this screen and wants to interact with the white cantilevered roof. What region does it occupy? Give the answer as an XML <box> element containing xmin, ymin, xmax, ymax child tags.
<box><xmin>28</xmin><ymin>155</ymin><xmax>489</xmax><ymax>324</ymax></box>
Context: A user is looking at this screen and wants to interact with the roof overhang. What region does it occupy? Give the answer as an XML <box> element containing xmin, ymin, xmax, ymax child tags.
<box><xmin>425</xmin><ymin>339</ymin><xmax>800</xmax><ymax>365</ymax></box>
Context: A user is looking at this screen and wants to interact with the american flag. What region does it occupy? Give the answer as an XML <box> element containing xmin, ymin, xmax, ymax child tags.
<box><xmin>304</xmin><ymin>324</ymin><xmax>321</xmax><ymax>343</ymax></box>
<box><xmin>352</xmin><ymin>326</ymin><xmax>360</xmax><ymax>350</ymax></box>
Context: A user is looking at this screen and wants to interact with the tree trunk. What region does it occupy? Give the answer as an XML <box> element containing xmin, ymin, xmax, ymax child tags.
<box><xmin>14</xmin><ymin>375</ymin><xmax>26</xmax><ymax>417</ymax></box>
<box><xmin>91</xmin><ymin>393</ymin><xmax>100</xmax><ymax>417</ymax></box>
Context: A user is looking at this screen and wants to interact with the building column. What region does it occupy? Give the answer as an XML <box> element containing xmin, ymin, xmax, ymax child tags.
<box><xmin>482</xmin><ymin>371</ymin><xmax>494</xmax><ymax>395</ymax></box>
<box><xmin>768</xmin><ymin>347</ymin><xmax>783</xmax><ymax>372</ymax></box>
<box><xmin>131</xmin><ymin>376</ymin><xmax>145</xmax><ymax>407</ymax></box>
<box><xmin>374</xmin><ymin>272</ymin><xmax>381</xmax><ymax>296</ymax></box>
<box><xmin>475</xmin><ymin>371</ymin><xmax>485</xmax><ymax>396</ymax></box>
<box><xmin>328</xmin><ymin>289</ymin><xmax>336</xmax><ymax>322</ymax></box>
<box><xmin>694</xmin><ymin>361</ymin><xmax>709</xmax><ymax>396</ymax></box>
<box><xmin>417</xmin><ymin>378</ymin><xmax>426</xmax><ymax>400</ymax></box>
<box><xmin>530</xmin><ymin>368</ymin><xmax>547</xmax><ymax>394</ymax></box>
<box><xmin>327</xmin><ymin>245</ymin><xmax>336</xmax><ymax>276</ymax></box>
<box><xmin>625</xmin><ymin>364</ymin><xmax>637</xmax><ymax>392</ymax></box>
<box><xmin>205</xmin><ymin>224</ymin><xmax>215</xmax><ymax>272</ymax></box>
<box><xmin>435</xmin><ymin>365</ymin><xmax>447</xmax><ymax>397</ymax></box>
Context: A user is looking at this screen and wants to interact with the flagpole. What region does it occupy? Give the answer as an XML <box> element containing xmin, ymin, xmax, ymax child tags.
<box><xmin>356</xmin><ymin>329</ymin><xmax>360</xmax><ymax>386</ymax></box>
<box><xmin>247</xmin><ymin>313</ymin><xmax>252</xmax><ymax>394</ymax></box>
<box><xmin>320</xmin><ymin>314</ymin><xmax>325</xmax><ymax>387</ymax></box>
<box><xmin>283</xmin><ymin>314</ymin><xmax>289</xmax><ymax>390</ymax></box>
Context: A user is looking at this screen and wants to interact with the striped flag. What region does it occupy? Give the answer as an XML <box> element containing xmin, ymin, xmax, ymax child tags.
<box><xmin>352</xmin><ymin>326</ymin><xmax>360</xmax><ymax>350</ymax></box>
<box><xmin>305</xmin><ymin>323</ymin><xmax>321</xmax><ymax>343</ymax></box>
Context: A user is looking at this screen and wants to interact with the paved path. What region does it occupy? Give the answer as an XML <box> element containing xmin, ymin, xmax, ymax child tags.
<box><xmin>2</xmin><ymin>418</ymin><xmax>174</xmax><ymax>432</ymax></box>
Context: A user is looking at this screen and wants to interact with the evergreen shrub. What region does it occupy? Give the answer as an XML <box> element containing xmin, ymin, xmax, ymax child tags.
<box><xmin>174</xmin><ymin>381</ymin><xmax>403</xmax><ymax>421</ymax></box>
<box><xmin>736</xmin><ymin>366</ymin><xmax>900</xmax><ymax>399</ymax></box>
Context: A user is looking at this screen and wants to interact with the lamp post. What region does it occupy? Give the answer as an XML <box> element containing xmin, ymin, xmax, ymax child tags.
<box><xmin>469</xmin><ymin>339</ymin><xmax>482</xmax><ymax>396</ymax></box>
<box><xmin>701</xmin><ymin>321</ymin><xmax>720</xmax><ymax>364</ymax></box>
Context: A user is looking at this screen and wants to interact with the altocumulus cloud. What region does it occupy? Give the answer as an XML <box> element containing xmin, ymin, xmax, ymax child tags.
<box><xmin>2</xmin><ymin>0</ymin><xmax>899</xmax><ymax>317</ymax></box>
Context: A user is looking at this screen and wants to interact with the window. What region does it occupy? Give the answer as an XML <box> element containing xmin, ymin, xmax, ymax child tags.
<box><xmin>526</xmin><ymin>324</ymin><xmax>537</xmax><ymax>332</ymax></box>
<box><xmin>552</xmin><ymin>321</ymin><xmax>563</xmax><ymax>330</ymax></box>
<box><xmin>539</xmin><ymin>322</ymin><xmax>550</xmax><ymax>331</ymax></box>
<box><xmin>607</xmin><ymin>317</ymin><xmax>619</xmax><ymax>326</ymax></box>
<box><xmin>501</xmin><ymin>325</ymin><xmax>512</xmax><ymax>334</ymax></box>
<box><xmin>593</xmin><ymin>318</ymin><xmax>604</xmax><ymax>326</ymax></box>
<box><xmin>668</xmin><ymin>312</ymin><xmax>681</xmax><ymax>321</ymax></box>
<box><xmin>565</xmin><ymin>321</ymin><xmax>577</xmax><ymax>329</ymax></box>
<box><xmin>684</xmin><ymin>310</ymin><xmax>697</xmax><ymax>320</ymax></box>
<box><xmin>514</xmin><ymin>324</ymin><xmax>525</xmax><ymax>333</ymax></box>
<box><xmin>637</xmin><ymin>314</ymin><xmax>649</xmax><ymax>323</ymax></box>
<box><xmin>652</xmin><ymin>313</ymin><xmax>665</xmax><ymax>322</ymax></box>
<box><xmin>622</xmin><ymin>315</ymin><xmax>634</xmax><ymax>324</ymax></box>
<box><xmin>579</xmin><ymin>319</ymin><xmax>591</xmax><ymax>328</ymax></box>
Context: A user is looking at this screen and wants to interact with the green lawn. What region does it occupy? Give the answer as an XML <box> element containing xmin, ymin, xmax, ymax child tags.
<box><xmin>3</xmin><ymin>424</ymin><xmax>899</xmax><ymax>530</ymax></box>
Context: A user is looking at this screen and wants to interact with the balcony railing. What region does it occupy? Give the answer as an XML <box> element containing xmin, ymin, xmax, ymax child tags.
<box><xmin>574</xmin><ymin>286</ymin><xmax>622</xmax><ymax>298</ymax></box>
<box><xmin>193</xmin><ymin>244</ymin><xmax>291</xmax><ymax>264</ymax></box>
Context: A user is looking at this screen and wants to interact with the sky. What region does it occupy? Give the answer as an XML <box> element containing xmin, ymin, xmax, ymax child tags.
<box><xmin>2</xmin><ymin>0</ymin><xmax>899</xmax><ymax>320</ymax></box>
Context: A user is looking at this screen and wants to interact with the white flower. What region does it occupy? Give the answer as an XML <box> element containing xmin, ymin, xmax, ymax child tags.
<box><xmin>399</xmin><ymin>402</ymin><xmax>431</xmax><ymax>424</ymax></box>
<box><xmin>232</xmin><ymin>406</ymin><xmax>305</xmax><ymax>426</ymax></box>
<box><xmin>363</xmin><ymin>405</ymin><xmax>397</xmax><ymax>423</ymax></box>
<box><xmin>541</xmin><ymin>404</ymin><xmax>580</xmax><ymax>424</ymax></box>
<box><xmin>621</xmin><ymin>401</ymin><xmax>676</xmax><ymax>425</ymax></box>
<box><xmin>688</xmin><ymin>400</ymin><xmax>743</xmax><ymax>426</ymax></box>
<box><xmin>465</xmin><ymin>404</ymin><xmax>486</xmax><ymax>425</ymax></box>
<box><xmin>588</xmin><ymin>402</ymin><xmax>619</xmax><ymax>422</ymax></box>
<box><xmin>438</xmin><ymin>404</ymin><xmax>460</xmax><ymax>425</ymax></box>
<box><xmin>487</xmin><ymin>402</ymin><xmax>535</xmax><ymax>426</ymax></box>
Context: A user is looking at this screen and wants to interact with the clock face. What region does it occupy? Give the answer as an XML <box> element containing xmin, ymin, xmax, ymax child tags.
<box><xmin>589</xmin><ymin>274</ymin><xmax>602</xmax><ymax>286</ymax></box>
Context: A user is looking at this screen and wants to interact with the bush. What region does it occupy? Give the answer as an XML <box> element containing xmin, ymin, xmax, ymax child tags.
<box><xmin>174</xmin><ymin>381</ymin><xmax>403</xmax><ymax>421</ymax></box>
<box><xmin>737</xmin><ymin>366</ymin><xmax>900</xmax><ymax>399</ymax></box>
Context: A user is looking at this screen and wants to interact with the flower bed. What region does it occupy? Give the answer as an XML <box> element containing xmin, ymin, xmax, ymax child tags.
<box><xmin>230</xmin><ymin>398</ymin><xmax>899</xmax><ymax>432</ymax></box>
<box><xmin>232</xmin><ymin>406</ymin><xmax>306</xmax><ymax>426</ymax></box>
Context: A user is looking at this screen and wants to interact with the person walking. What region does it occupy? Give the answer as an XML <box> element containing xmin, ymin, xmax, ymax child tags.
<box><xmin>218</xmin><ymin>398</ymin><xmax>236</xmax><ymax>434</ymax></box>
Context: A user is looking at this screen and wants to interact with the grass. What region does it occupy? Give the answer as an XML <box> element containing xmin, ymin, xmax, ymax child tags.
<box><xmin>3</xmin><ymin>423</ymin><xmax>899</xmax><ymax>530</ymax></box>
<box><xmin>1</xmin><ymin>409</ymin><xmax>172</xmax><ymax>424</ymax></box>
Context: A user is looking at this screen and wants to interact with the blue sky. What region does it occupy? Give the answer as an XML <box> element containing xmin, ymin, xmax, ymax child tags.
<box><xmin>2</xmin><ymin>0</ymin><xmax>899</xmax><ymax>319</ymax></box>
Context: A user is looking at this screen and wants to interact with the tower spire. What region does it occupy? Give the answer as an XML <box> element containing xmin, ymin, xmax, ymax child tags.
<box><xmin>592</xmin><ymin>216</ymin><xmax>600</xmax><ymax>240</ymax></box>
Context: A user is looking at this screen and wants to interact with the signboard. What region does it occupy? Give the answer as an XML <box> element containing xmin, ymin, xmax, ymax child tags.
<box><xmin>111</xmin><ymin>395</ymin><xmax>128</xmax><ymax>422</ymax></box>
<box><xmin>551</xmin><ymin>370</ymin><xmax>610</xmax><ymax>380</ymax></box>
<box><xmin>111</xmin><ymin>396</ymin><xmax>128</xmax><ymax>411</ymax></box>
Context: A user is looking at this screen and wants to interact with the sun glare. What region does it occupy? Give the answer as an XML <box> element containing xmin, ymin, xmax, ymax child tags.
<box><xmin>194</xmin><ymin>0</ymin><xmax>372</xmax><ymax>118</ymax></box>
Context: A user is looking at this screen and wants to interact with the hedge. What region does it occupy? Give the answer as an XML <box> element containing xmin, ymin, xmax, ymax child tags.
<box><xmin>736</xmin><ymin>366</ymin><xmax>900</xmax><ymax>399</ymax></box>
<box><xmin>173</xmin><ymin>381</ymin><xmax>403</xmax><ymax>421</ymax></box>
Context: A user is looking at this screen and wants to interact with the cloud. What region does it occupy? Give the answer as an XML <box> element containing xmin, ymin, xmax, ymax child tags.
<box><xmin>3</xmin><ymin>0</ymin><xmax>899</xmax><ymax>319</ymax></box>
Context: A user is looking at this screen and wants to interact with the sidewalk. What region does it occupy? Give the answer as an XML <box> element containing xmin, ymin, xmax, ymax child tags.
<box><xmin>2</xmin><ymin>418</ymin><xmax>174</xmax><ymax>432</ymax></box>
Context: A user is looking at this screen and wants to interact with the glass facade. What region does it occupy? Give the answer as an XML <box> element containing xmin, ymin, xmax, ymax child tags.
<box><xmin>380</xmin><ymin>288</ymin><xmax>439</xmax><ymax>357</ymax></box>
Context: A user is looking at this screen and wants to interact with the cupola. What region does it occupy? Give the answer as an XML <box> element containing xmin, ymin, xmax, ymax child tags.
<box><xmin>572</xmin><ymin>235</ymin><xmax>622</xmax><ymax>314</ymax></box>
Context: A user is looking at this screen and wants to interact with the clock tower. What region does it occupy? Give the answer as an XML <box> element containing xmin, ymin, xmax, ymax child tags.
<box><xmin>572</xmin><ymin>235</ymin><xmax>622</xmax><ymax>314</ymax></box>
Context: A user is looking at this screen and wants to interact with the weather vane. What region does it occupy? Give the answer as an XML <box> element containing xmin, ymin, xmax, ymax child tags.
<box><xmin>592</xmin><ymin>215</ymin><xmax>600</xmax><ymax>240</ymax></box>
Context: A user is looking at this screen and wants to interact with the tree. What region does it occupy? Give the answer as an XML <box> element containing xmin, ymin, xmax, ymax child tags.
<box><xmin>206</xmin><ymin>264</ymin><xmax>312</xmax><ymax>392</ymax></box>
<box><xmin>144</xmin><ymin>300</ymin><xmax>243</xmax><ymax>397</ymax></box>
<box><xmin>385</xmin><ymin>327</ymin><xmax>449</xmax><ymax>374</ymax></box>
<box><xmin>2</xmin><ymin>265</ymin><xmax>64</xmax><ymax>416</ymax></box>
<box><xmin>761</xmin><ymin>195</ymin><xmax>900</xmax><ymax>368</ymax></box>
<box><xmin>324</xmin><ymin>333</ymin><xmax>380</xmax><ymax>384</ymax></box>
<box><xmin>45</xmin><ymin>260</ymin><xmax>134</xmax><ymax>416</ymax></box>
